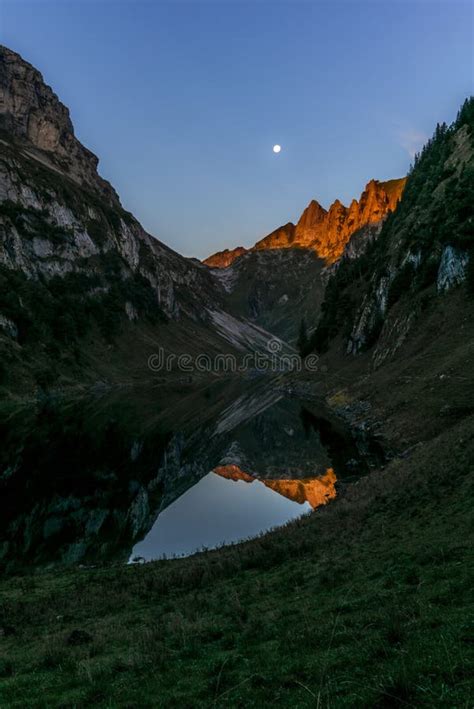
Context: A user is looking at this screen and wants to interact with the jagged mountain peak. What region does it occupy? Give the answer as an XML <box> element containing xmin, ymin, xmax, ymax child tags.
<box><xmin>203</xmin><ymin>246</ymin><xmax>248</xmax><ymax>269</ymax></box>
<box><xmin>304</xmin><ymin>198</ymin><xmax>327</xmax><ymax>214</ymax></box>
<box><xmin>204</xmin><ymin>177</ymin><xmax>406</xmax><ymax>268</ymax></box>
<box><xmin>0</xmin><ymin>45</ymin><xmax>119</xmax><ymax>204</ymax></box>
<box><xmin>296</xmin><ymin>199</ymin><xmax>327</xmax><ymax>230</ymax></box>
<box><xmin>254</xmin><ymin>222</ymin><xmax>296</xmax><ymax>251</ymax></box>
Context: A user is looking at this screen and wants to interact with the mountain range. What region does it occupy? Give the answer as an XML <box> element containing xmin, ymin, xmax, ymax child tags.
<box><xmin>0</xmin><ymin>46</ymin><xmax>286</xmax><ymax>393</ymax></box>
<box><xmin>204</xmin><ymin>176</ymin><xmax>406</xmax><ymax>267</ymax></box>
<box><xmin>1</xmin><ymin>32</ymin><xmax>473</xmax><ymax>709</ymax></box>
<box><xmin>0</xmin><ymin>44</ymin><xmax>472</xmax><ymax>395</ymax></box>
<box><xmin>202</xmin><ymin>177</ymin><xmax>406</xmax><ymax>342</ymax></box>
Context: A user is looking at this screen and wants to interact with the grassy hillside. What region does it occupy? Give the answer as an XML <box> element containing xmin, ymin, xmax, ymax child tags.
<box><xmin>1</xmin><ymin>282</ymin><xmax>473</xmax><ymax>706</ymax></box>
<box><xmin>0</xmin><ymin>411</ymin><xmax>472</xmax><ymax>707</ymax></box>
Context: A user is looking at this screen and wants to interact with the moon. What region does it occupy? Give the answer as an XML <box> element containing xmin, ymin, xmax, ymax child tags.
<box><xmin>272</xmin><ymin>144</ymin><xmax>281</xmax><ymax>154</ymax></box>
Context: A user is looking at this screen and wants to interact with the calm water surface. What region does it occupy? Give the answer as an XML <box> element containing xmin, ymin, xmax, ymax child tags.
<box><xmin>0</xmin><ymin>379</ymin><xmax>376</xmax><ymax>573</ymax></box>
<box><xmin>130</xmin><ymin>472</ymin><xmax>313</xmax><ymax>561</ymax></box>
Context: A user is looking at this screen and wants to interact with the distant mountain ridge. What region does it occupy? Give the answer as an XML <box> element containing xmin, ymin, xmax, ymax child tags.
<box><xmin>202</xmin><ymin>177</ymin><xmax>406</xmax><ymax>344</ymax></box>
<box><xmin>1</xmin><ymin>44</ymin><xmax>470</xmax><ymax>393</ymax></box>
<box><xmin>204</xmin><ymin>177</ymin><xmax>406</xmax><ymax>268</ymax></box>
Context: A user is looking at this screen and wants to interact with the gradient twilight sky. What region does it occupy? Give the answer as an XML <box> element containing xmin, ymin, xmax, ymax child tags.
<box><xmin>1</xmin><ymin>1</ymin><xmax>473</xmax><ymax>258</ymax></box>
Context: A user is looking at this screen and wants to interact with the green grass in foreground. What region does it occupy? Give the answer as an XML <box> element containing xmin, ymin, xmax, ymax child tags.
<box><xmin>0</xmin><ymin>417</ymin><xmax>473</xmax><ymax>708</ymax></box>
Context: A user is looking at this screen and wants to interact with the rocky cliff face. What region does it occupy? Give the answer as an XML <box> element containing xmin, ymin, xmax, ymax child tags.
<box><xmin>203</xmin><ymin>246</ymin><xmax>247</xmax><ymax>269</ymax></box>
<box><xmin>0</xmin><ymin>45</ymin><xmax>285</xmax><ymax>392</ymax></box>
<box><xmin>437</xmin><ymin>245</ymin><xmax>470</xmax><ymax>292</ymax></box>
<box><xmin>0</xmin><ymin>135</ymin><xmax>214</xmax><ymax>319</ymax></box>
<box><xmin>0</xmin><ymin>45</ymin><xmax>219</xmax><ymax>321</ymax></box>
<box><xmin>311</xmin><ymin>101</ymin><xmax>474</xmax><ymax>363</ymax></box>
<box><xmin>0</xmin><ymin>46</ymin><xmax>118</xmax><ymax>203</ymax></box>
<box><xmin>203</xmin><ymin>178</ymin><xmax>405</xmax><ymax>268</ymax></box>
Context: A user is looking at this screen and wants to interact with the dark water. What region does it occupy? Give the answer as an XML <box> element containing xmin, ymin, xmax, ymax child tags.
<box><xmin>0</xmin><ymin>380</ymin><xmax>377</xmax><ymax>573</ymax></box>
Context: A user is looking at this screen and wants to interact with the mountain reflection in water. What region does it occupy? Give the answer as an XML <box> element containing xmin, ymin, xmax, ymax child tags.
<box><xmin>0</xmin><ymin>379</ymin><xmax>374</xmax><ymax>573</ymax></box>
<box><xmin>130</xmin><ymin>471</ymin><xmax>314</xmax><ymax>561</ymax></box>
<box><xmin>214</xmin><ymin>465</ymin><xmax>336</xmax><ymax>509</ymax></box>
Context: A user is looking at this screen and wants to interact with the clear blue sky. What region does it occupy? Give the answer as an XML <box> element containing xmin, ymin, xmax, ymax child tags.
<box><xmin>1</xmin><ymin>1</ymin><xmax>473</xmax><ymax>258</ymax></box>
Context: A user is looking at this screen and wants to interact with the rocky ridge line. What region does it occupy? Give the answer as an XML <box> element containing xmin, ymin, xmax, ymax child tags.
<box><xmin>204</xmin><ymin>178</ymin><xmax>406</xmax><ymax>268</ymax></box>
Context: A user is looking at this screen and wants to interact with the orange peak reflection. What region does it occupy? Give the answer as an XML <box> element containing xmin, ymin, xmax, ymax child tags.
<box><xmin>213</xmin><ymin>465</ymin><xmax>336</xmax><ymax>509</ymax></box>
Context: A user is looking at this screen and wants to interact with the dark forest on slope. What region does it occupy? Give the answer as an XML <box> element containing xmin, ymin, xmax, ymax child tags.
<box><xmin>305</xmin><ymin>98</ymin><xmax>474</xmax><ymax>356</ymax></box>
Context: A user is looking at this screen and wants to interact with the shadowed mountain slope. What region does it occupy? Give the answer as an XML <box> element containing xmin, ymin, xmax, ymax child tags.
<box><xmin>306</xmin><ymin>98</ymin><xmax>474</xmax><ymax>360</ymax></box>
<box><xmin>202</xmin><ymin>178</ymin><xmax>405</xmax><ymax>343</ymax></box>
<box><xmin>0</xmin><ymin>46</ymin><xmax>286</xmax><ymax>393</ymax></box>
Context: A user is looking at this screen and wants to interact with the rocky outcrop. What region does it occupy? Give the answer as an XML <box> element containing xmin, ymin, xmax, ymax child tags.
<box><xmin>203</xmin><ymin>246</ymin><xmax>248</xmax><ymax>269</ymax></box>
<box><xmin>437</xmin><ymin>245</ymin><xmax>469</xmax><ymax>292</ymax></box>
<box><xmin>0</xmin><ymin>45</ymin><xmax>118</xmax><ymax>203</ymax></box>
<box><xmin>340</xmin><ymin>224</ymin><xmax>381</xmax><ymax>261</ymax></box>
<box><xmin>346</xmin><ymin>275</ymin><xmax>390</xmax><ymax>355</ymax></box>
<box><xmin>253</xmin><ymin>222</ymin><xmax>298</xmax><ymax>251</ymax></box>
<box><xmin>292</xmin><ymin>200</ymin><xmax>327</xmax><ymax>247</ymax></box>
<box><xmin>204</xmin><ymin>178</ymin><xmax>406</xmax><ymax>268</ymax></box>
<box><xmin>347</xmin><ymin>243</ymin><xmax>471</xmax><ymax>363</ymax></box>
<box><xmin>0</xmin><ymin>313</ymin><xmax>17</xmax><ymax>338</ymax></box>
<box><xmin>372</xmin><ymin>311</ymin><xmax>416</xmax><ymax>369</ymax></box>
<box><xmin>347</xmin><ymin>244</ymin><xmax>471</xmax><ymax>363</ymax></box>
